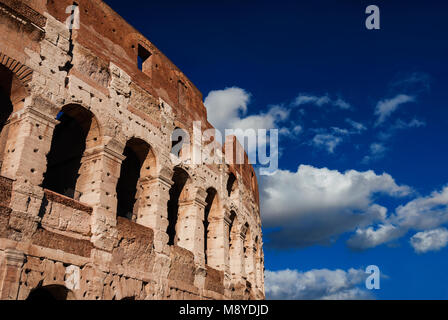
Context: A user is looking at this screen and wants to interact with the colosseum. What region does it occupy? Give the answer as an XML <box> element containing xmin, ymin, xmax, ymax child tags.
<box><xmin>0</xmin><ymin>0</ymin><xmax>264</xmax><ymax>300</ymax></box>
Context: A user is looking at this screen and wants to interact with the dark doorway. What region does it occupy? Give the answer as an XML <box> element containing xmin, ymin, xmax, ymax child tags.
<box><xmin>204</xmin><ymin>188</ymin><xmax>217</xmax><ymax>265</ymax></box>
<box><xmin>27</xmin><ymin>285</ymin><xmax>72</xmax><ymax>301</ymax></box>
<box><xmin>42</xmin><ymin>105</ymin><xmax>93</xmax><ymax>199</ymax></box>
<box><xmin>42</xmin><ymin>104</ymin><xmax>95</xmax><ymax>199</ymax></box>
<box><xmin>167</xmin><ymin>167</ymin><xmax>189</xmax><ymax>245</ymax></box>
<box><xmin>0</xmin><ymin>65</ymin><xmax>13</xmax><ymax>132</ymax></box>
<box><xmin>226</xmin><ymin>173</ymin><xmax>236</xmax><ymax>197</ymax></box>
<box><xmin>116</xmin><ymin>138</ymin><xmax>150</xmax><ymax>220</ymax></box>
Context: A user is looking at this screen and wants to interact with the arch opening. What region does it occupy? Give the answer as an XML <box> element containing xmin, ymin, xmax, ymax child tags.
<box><xmin>171</xmin><ymin>127</ymin><xmax>188</xmax><ymax>159</ymax></box>
<box><xmin>204</xmin><ymin>187</ymin><xmax>219</xmax><ymax>265</ymax></box>
<box><xmin>116</xmin><ymin>138</ymin><xmax>154</xmax><ymax>220</ymax></box>
<box><xmin>226</xmin><ymin>173</ymin><xmax>237</xmax><ymax>197</ymax></box>
<box><xmin>42</xmin><ymin>104</ymin><xmax>99</xmax><ymax>199</ymax></box>
<box><xmin>0</xmin><ymin>64</ymin><xmax>28</xmax><ymax>169</ymax></box>
<box><xmin>27</xmin><ymin>285</ymin><xmax>74</xmax><ymax>301</ymax></box>
<box><xmin>167</xmin><ymin>167</ymin><xmax>190</xmax><ymax>246</ymax></box>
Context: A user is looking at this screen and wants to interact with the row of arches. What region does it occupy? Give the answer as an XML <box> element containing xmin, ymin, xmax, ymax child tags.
<box><xmin>0</xmin><ymin>62</ymin><xmax>262</xmax><ymax>287</ymax></box>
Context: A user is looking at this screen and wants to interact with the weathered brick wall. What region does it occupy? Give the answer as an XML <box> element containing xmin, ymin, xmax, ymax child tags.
<box><xmin>0</xmin><ymin>0</ymin><xmax>264</xmax><ymax>300</ymax></box>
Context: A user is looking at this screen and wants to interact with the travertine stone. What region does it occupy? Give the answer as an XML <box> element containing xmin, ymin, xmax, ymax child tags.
<box><xmin>0</xmin><ymin>0</ymin><xmax>264</xmax><ymax>300</ymax></box>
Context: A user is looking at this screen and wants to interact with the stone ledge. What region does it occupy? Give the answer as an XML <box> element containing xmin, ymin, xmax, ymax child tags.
<box><xmin>43</xmin><ymin>189</ymin><xmax>93</xmax><ymax>214</ymax></box>
<box><xmin>0</xmin><ymin>0</ymin><xmax>46</xmax><ymax>28</ymax></box>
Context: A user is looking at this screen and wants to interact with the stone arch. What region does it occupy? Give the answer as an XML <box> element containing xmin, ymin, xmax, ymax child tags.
<box><xmin>171</xmin><ymin>126</ymin><xmax>190</xmax><ymax>160</ymax></box>
<box><xmin>0</xmin><ymin>52</ymin><xmax>33</xmax><ymax>91</ymax></box>
<box><xmin>116</xmin><ymin>137</ymin><xmax>157</xmax><ymax>220</ymax></box>
<box><xmin>26</xmin><ymin>285</ymin><xmax>75</xmax><ymax>301</ymax></box>
<box><xmin>167</xmin><ymin>166</ymin><xmax>192</xmax><ymax>245</ymax></box>
<box><xmin>0</xmin><ymin>57</ymin><xmax>31</xmax><ymax>168</ymax></box>
<box><xmin>204</xmin><ymin>187</ymin><xmax>222</xmax><ymax>266</ymax></box>
<box><xmin>42</xmin><ymin>103</ymin><xmax>102</xmax><ymax>199</ymax></box>
<box><xmin>226</xmin><ymin>170</ymin><xmax>239</xmax><ymax>203</ymax></box>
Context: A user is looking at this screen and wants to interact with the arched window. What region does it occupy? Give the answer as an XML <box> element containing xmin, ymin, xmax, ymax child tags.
<box><xmin>167</xmin><ymin>167</ymin><xmax>190</xmax><ymax>245</ymax></box>
<box><xmin>204</xmin><ymin>187</ymin><xmax>220</xmax><ymax>265</ymax></box>
<box><xmin>42</xmin><ymin>104</ymin><xmax>100</xmax><ymax>199</ymax></box>
<box><xmin>171</xmin><ymin>127</ymin><xmax>188</xmax><ymax>158</ymax></box>
<box><xmin>0</xmin><ymin>64</ymin><xmax>28</xmax><ymax>168</ymax></box>
<box><xmin>116</xmin><ymin>138</ymin><xmax>155</xmax><ymax>220</ymax></box>
<box><xmin>27</xmin><ymin>285</ymin><xmax>74</xmax><ymax>301</ymax></box>
<box><xmin>226</xmin><ymin>173</ymin><xmax>237</xmax><ymax>197</ymax></box>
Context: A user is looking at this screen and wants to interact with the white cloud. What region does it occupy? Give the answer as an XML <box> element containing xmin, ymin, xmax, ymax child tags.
<box><xmin>260</xmin><ymin>165</ymin><xmax>410</xmax><ymax>248</ymax></box>
<box><xmin>204</xmin><ymin>87</ymin><xmax>291</xmax><ymax>141</ymax></box>
<box><xmin>347</xmin><ymin>224</ymin><xmax>404</xmax><ymax>250</ymax></box>
<box><xmin>311</xmin><ymin>134</ymin><xmax>343</xmax><ymax>153</ymax></box>
<box><xmin>265</xmin><ymin>268</ymin><xmax>372</xmax><ymax>300</ymax></box>
<box><xmin>362</xmin><ymin>143</ymin><xmax>387</xmax><ymax>164</ymax></box>
<box><xmin>348</xmin><ymin>186</ymin><xmax>448</xmax><ymax>251</ymax></box>
<box><xmin>204</xmin><ymin>87</ymin><xmax>250</xmax><ymax>132</ymax></box>
<box><xmin>346</xmin><ymin>119</ymin><xmax>367</xmax><ymax>133</ymax></box>
<box><xmin>410</xmin><ymin>228</ymin><xmax>448</xmax><ymax>254</ymax></box>
<box><xmin>393</xmin><ymin>118</ymin><xmax>426</xmax><ymax>130</ymax></box>
<box><xmin>310</xmin><ymin>125</ymin><xmax>366</xmax><ymax>154</ymax></box>
<box><xmin>374</xmin><ymin>94</ymin><xmax>415</xmax><ymax>126</ymax></box>
<box><xmin>293</xmin><ymin>94</ymin><xmax>351</xmax><ymax>110</ymax></box>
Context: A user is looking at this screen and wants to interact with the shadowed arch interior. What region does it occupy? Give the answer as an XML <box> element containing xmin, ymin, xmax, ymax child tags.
<box><xmin>27</xmin><ymin>285</ymin><xmax>74</xmax><ymax>301</ymax></box>
<box><xmin>116</xmin><ymin>138</ymin><xmax>153</xmax><ymax>220</ymax></box>
<box><xmin>42</xmin><ymin>104</ymin><xmax>99</xmax><ymax>199</ymax></box>
<box><xmin>0</xmin><ymin>64</ymin><xmax>28</xmax><ymax>167</ymax></box>
<box><xmin>167</xmin><ymin>167</ymin><xmax>190</xmax><ymax>245</ymax></box>
<box><xmin>226</xmin><ymin>173</ymin><xmax>237</xmax><ymax>197</ymax></box>
<box><xmin>204</xmin><ymin>187</ymin><xmax>218</xmax><ymax>265</ymax></box>
<box><xmin>0</xmin><ymin>65</ymin><xmax>13</xmax><ymax>130</ymax></box>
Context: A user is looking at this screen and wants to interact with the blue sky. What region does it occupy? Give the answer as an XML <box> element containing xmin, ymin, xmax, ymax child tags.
<box><xmin>104</xmin><ymin>0</ymin><xmax>448</xmax><ymax>299</ymax></box>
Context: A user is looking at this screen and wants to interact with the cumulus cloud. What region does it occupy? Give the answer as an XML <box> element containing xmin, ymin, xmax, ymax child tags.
<box><xmin>410</xmin><ymin>228</ymin><xmax>448</xmax><ymax>254</ymax></box>
<box><xmin>260</xmin><ymin>165</ymin><xmax>410</xmax><ymax>248</ymax></box>
<box><xmin>347</xmin><ymin>224</ymin><xmax>404</xmax><ymax>250</ymax></box>
<box><xmin>293</xmin><ymin>94</ymin><xmax>351</xmax><ymax>110</ymax></box>
<box><xmin>204</xmin><ymin>87</ymin><xmax>289</xmax><ymax>133</ymax></box>
<box><xmin>265</xmin><ymin>268</ymin><xmax>372</xmax><ymax>300</ymax></box>
<box><xmin>374</xmin><ymin>94</ymin><xmax>415</xmax><ymax>126</ymax></box>
<box><xmin>348</xmin><ymin>186</ymin><xmax>448</xmax><ymax>251</ymax></box>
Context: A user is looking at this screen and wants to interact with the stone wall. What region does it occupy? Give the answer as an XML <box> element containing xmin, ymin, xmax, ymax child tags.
<box><xmin>0</xmin><ymin>0</ymin><xmax>264</xmax><ymax>300</ymax></box>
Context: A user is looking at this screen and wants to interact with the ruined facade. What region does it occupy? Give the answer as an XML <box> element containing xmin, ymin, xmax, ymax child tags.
<box><xmin>0</xmin><ymin>0</ymin><xmax>264</xmax><ymax>300</ymax></box>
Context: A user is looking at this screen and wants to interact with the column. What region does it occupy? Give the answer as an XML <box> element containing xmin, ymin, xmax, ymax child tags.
<box><xmin>206</xmin><ymin>213</ymin><xmax>227</xmax><ymax>271</ymax></box>
<box><xmin>0</xmin><ymin>249</ymin><xmax>25</xmax><ymax>300</ymax></box>
<box><xmin>135</xmin><ymin>172</ymin><xmax>173</xmax><ymax>254</ymax></box>
<box><xmin>230</xmin><ymin>227</ymin><xmax>246</xmax><ymax>279</ymax></box>
<box><xmin>176</xmin><ymin>188</ymin><xmax>207</xmax><ymax>265</ymax></box>
<box><xmin>75</xmin><ymin>142</ymin><xmax>125</xmax><ymax>252</ymax></box>
<box><xmin>0</xmin><ymin>100</ymin><xmax>59</xmax><ymax>237</ymax></box>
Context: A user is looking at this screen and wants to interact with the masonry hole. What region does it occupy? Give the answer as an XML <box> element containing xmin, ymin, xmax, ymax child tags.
<box><xmin>226</xmin><ymin>173</ymin><xmax>237</xmax><ymax>197</ymax></box>
<box><xmin>138</xmin><ymin>44</ymin><xmax>152</xmax><ymax>73</ymax></box>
